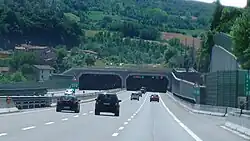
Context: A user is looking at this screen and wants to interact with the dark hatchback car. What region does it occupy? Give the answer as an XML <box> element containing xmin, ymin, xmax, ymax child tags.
<box><xmin>94</xmin><ymin>93</ymin><xmax>122</xmax><ymax>116</ymax></box>
<box><xmin>56</xmin><ymin>95</ymin><xmax>80</xmax><ymax>113</ymax></box>
<box><xmin>150</xmin><ymin>94</ymin><xmax>159</xmax><ymax>102</ymax></box>
<box><xmin>140</xmin><ymin>87</ymin><xmax>146</xmax><ymax>94</ymax></box>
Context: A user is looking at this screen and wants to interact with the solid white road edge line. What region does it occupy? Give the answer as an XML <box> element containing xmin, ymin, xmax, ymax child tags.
<box><xmin>22</xmin><ymin>126</ymin><xmax>36</xmax><ymax>131</ymax></box>
<box><xmin>0</xmin><ymin>133</ymin><xmax>7</xmax><ymax>137</ymax></box>
<box><xmin>220</xmin><ymin>126</ymin><xmax>250</xmax><ymax>140</ymax></box>
<box><xmin>159</xmin><ymin>95</ymin><xmax>203</xmax><ymax>141</ymax></box>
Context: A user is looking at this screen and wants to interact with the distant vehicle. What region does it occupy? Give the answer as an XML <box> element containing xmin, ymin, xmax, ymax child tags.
<box><xmin>130</xmin><ymin>93</ymin><xmax>140</xmax><ymax>101</ymax></box>
<box><xmin>140</xmin><ymin>87</ymin><xmax>146</xmax><ymax>94</ymax></box>
<box><xmin>94</xmin><ymin>93</ymin><xmax>122</xmax><ymax>116</ymax></box>
<box><xmin>150</xmin><ymin>94</ymin><xmax>159</xmax><ymax>102</ymax></box>
<box><xmin>56</xmin><ymin>95</ymin><xmax>80</xmax><ymax>113</ymax></box>
<box><xmin>64</xmin><ymin>89</ymin><xmax>75</xmax><ymax>95</ymax></box>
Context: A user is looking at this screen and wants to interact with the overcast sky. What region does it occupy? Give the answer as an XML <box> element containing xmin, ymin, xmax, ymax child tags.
<box><xmin>194</xmin><ymin>0</ymin><xmax>247</xmax><ymax>8</ymax></box>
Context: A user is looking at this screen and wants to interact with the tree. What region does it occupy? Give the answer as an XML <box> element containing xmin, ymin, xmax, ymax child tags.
<box><xmin>210</xmin><ymin>0</ymin><xmax>224</xmax><ymax>31</ymax></box>
<box><xmin>85</xmin><ymin>55</ymin><xmax>96</xmax><ymax>66</ymax></box>
<box><xmin>231</xmin><ymin>8</ymin><xmax>250</xmax><ymax>69</ymax></box>
<box><xmin>10</xmin><ymin>71</ymin><xmax>27</xmax><ymax>82</ymax></box>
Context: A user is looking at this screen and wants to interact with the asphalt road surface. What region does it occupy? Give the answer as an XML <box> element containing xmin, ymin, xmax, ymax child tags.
<box><xmin>0</xmin><ymin>91</ymin><xmax>248</xmax><ymax>141</ymax></box>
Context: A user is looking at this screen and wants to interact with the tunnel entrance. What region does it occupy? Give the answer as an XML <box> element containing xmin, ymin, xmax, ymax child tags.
<box><xmin>79</xmin><ymin>74</ymin><xmax>122</xmax><ymax>90</ymax></box>
<box><xmin>126</xmin><ymin>75</ymin><xmax>168</xmax><ymax>93</ymax></box>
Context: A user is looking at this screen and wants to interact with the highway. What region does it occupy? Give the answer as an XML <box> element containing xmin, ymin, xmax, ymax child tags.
<box><xmin>0</xmin><ymin>91</ymin><xmax>247</xmax><ymax>141</ymax></box>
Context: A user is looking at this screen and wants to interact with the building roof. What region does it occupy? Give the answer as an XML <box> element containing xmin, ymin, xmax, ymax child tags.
<box><xmin>33</xmin><ymin>65</ymin><xmax>55</xmax><ymax>70</ymax></box>
<box><xmin>0</xmin><ymin>67</ymin><xmax>10</xmax><ymax>72</ymax></box>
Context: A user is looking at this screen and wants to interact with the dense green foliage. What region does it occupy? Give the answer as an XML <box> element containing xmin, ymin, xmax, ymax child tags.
<box><xmin>0</xmin><ymin>0</ymin><xmax>216</xmax><ymax>82</ymax></box>
<box><xmin>196</xmin><ymin>1</ymin><xmax>250</xmax><ymax>71</ymax></box>
<box><xmin>0</xmin><ymin>0</ymin><xmax>214</xmax><ymax>49</ymax></box>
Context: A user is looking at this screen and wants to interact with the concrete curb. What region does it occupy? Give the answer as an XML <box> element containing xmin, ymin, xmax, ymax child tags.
<box><xmin>166</xmin><ymin>92</ymin><xmax>226</xmax><ymax>117</ymax></box>
<box><xmin>225</xmin><ymin>121</ymin><xmax>250</xmax><ymax>137</ymax></box>
<box><xmin>0</xmin><ymin>108</ymin><xmax>20</xmax><ymax>115</ymax></box>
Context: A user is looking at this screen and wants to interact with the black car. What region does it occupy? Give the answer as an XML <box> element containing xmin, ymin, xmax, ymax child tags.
<box><xmin>150</xmin><ymin>94</ymin><xmax>159</xmax><ymax>102</ymax></box>
<box><xmin>56</xmin><ymin>95</ymin><xmax>80</xmax><ymax>113</ymax></box>
<box><xmin>140</xmin><ymin>87</ymin><xmax>146</xmax><ymax>94</ymax></box>
<box><xmin>131</xmin><ymin>93</ymin><xmax>140</xmax><ymax>101</ymax></box>
<box><xmin>95</xmin><ymin>93</ymin><xmax>122</xmax><ymax>116</ymax></box>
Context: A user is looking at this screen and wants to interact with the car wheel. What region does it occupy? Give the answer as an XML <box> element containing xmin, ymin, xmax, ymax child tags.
<box><xmin>75</xmin><ymin>109</ymin><xmax>80</xmax><ymax>113</ymax></box>
<box><xmin>95</xmin><ymin>109</ymin><xmax>100</xmax><ymax>115</ymax></box>
<box><xmin>56</xmin><ymin>107</ymin><xmax>61</xmax><ymax>112</ymax></box>
<box><xmin>114</xmin><ymin>111</ymin><xmax>119</xmax><ymax>116</ymax></box>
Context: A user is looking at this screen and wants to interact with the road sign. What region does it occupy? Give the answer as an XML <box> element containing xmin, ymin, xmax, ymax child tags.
<box><xmin>245</xmin><ymin>72</ymin><xmax>250</xmax><ymax>96</ymax></box>
<box><xmin>193</xmin><ymin>84</ymin><xmax>200</xmax><ymax>96</ymax></box>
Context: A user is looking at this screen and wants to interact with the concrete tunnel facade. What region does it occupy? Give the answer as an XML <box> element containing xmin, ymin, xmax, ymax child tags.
<box><xmin>78</xmin><ymin>72</ymin><xmax>170</xmax><ymax>93</ymax></box>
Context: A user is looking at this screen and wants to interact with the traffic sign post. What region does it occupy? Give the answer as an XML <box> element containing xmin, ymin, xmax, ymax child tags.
<box><xmin>245</xmin><ymin>72</ymin><xmax>250</xmax><ymax>96</ymax></box>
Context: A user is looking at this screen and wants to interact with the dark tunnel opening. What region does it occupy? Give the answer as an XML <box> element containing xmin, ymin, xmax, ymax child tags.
<box><xmin>79</xmin><ymin>74</ymin><xmax>122</xmax><ymax>90</ymax></box>
<box><xmin>126</xmin><ymin>75</ymin><xmax>168</xmax><ymax>93</ymax></box>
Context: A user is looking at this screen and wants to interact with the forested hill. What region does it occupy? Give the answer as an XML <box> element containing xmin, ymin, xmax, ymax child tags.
<box><xmin>0</xmin><ymin>0</ymin><xmax>215</xmax><ymax>49</ymax></box>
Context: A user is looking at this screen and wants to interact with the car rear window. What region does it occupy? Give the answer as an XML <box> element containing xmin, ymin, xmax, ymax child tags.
<box><xmin>98</xmin><ymin>94</ymin><xmax>118</xmax><ymax>102</ymax></box>
<box><xmin>60</xmin><ymin>96</ymin><xmax>76</xmax><ymax>101</ymax></box>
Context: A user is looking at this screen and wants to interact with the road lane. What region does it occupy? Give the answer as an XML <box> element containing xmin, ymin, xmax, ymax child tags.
<box><xmin>112</xmin><ymin>92</ymin><xmax>196</xmax><ymax>141</ymax></box>
<box><xmin>160</xmin><ymin>92</ymin><xmax>248</xmax><ymax>141</ymax></box>
<box><xmin>0</xmin><ymin>91</ymin><xmax>147</xmax><ymax>141</ymax></box>
<box><xmin>0</xmin><ymin>90</ymin><xmax>129</xmax><ymax>134</ymax></box>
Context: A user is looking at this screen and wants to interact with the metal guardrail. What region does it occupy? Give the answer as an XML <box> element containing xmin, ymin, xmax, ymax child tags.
<box><xmin>0</xmin><ymin>88</ymin><xmax>123</xmax><ymax>109</ymax></box>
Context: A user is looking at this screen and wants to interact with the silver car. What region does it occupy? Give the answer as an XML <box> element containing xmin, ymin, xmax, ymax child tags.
<box><xmin>130</xmin><ymin>93</ymin><xmax>140</xmax><ymax>101</ymax></box>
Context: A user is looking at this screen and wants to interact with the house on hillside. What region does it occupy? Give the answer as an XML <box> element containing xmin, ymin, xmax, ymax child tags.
<box><xmin>33</xmin><ymin>65</ymin><xmax>55</xmax><ymax>82</ymax></box>
<box><xmin>0</xmin><ymin>51</ymin><xmax>12</xmax><ymax>58</ymax></box>
<box><xmin>0</xmin><ymin>67</ymin><xmax>10</xmax><ymax>73</ymax></box>
<box><xmin>15</xmin><ymin>44</ymin><xmax>57</xmax><ymax>65</ymax></box>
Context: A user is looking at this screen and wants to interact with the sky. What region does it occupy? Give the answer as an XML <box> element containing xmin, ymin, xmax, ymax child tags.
<box><xmin>195</xmin><ymin>0</ymin><xmax>247</xmax><ymax>8</ymax></box>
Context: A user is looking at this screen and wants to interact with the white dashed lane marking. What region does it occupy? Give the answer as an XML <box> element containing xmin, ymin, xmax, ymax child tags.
<box><xmin>0</xmin><ymin>133</ymin><xmax>7</xmax><ymax>137</ymax></box>
<box><xmin>45</xmin><ymin>122</ymin><xmax>54</xmax><ymax>125</ymax></box>
<box><xmin>82</xmin><ymin>113</ymin><xmax>87</xmax><ymax>115</ymax></box>
<box><xmin>22</xmin><ymin>126</ymin><xmax>36</xmax><ymax>131</ymax></box>
<box><xmin>127</xmin><ymin>118</ymin><xmax>131</xmax><ymax>121</ymax></box>
<box><xmin>118</xmin><ymin>127</ymin><xmax>124</xmax><ymax>130</ymax></box>
<box><xmin>73</xmin><ymin>115</ymin><xmax>79</xmax><ymax>118</ymax></box>
<box><xmin>124</xmin><ymin>122</ymin><xmax>128</xmax><ymax>125</ymax></box>
<box><xmin>62</xmin><ymin>118</ymin><xmax>68</xmax><ymax>121</ymax></box>
<box><xmin>131</xmin><ymin>116</ymin><xmax>134</xmax><ymax>118</ymax></box>
<box><xmin>89</xmin><ymin>111</ymin><xmax>93</xmax><ymax>114</ymax></box>
<box><xmin>112</xmin><ymin>133</ymin><xmax>119</xmax><ymax>137</ymax></box>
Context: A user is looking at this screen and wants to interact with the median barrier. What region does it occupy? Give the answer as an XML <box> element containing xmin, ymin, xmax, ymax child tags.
<box><xmin>0</xmin><ymin>97</ymin><xmax>19</xmax><ymax>114</ymax></box>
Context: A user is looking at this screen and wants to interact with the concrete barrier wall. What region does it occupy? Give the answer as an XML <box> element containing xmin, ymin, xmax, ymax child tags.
<box><xmin>0</xmin><ymin>97</ymin><xmax>16</xmax><ymax>109</ymax></box>
<box><xmin>171</xmin><ymin>72</ymin><xmax>205</xmax><ymax>103</ymax></box>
